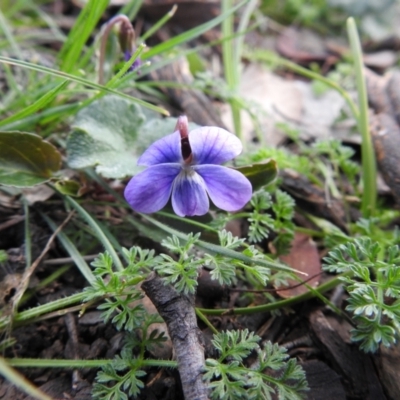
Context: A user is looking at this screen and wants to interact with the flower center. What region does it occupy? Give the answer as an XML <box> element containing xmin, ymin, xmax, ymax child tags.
<box><xmin>181</xmin><ymin>164</ymin><xmax>195</xmax><ymax>177</ymax></box>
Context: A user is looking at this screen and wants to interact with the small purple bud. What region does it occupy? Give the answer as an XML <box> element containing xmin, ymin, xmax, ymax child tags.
<box><xmin>99</xmin><ymin>15</ymin><xmax>142</xmax><ymax>84</ymax></box>
<box><xmin>118</xmin><ymin>18</ymin><xmax>135</xmax><ymax>56</ymax></box>
<box><xmin>116</xmin><ymin>17</ymin><xmax>141</xmax><ymax>73</ymax></box>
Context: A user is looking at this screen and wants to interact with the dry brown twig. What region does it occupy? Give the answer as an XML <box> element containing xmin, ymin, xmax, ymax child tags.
<box><xmin>10</xmin><ymin>211</ymin><xmax>75</xmax><ymax>317</ymax></box>
<box><xmin>141</xmin><ymin>272</ymin><xmax>209</xmax><ymax>400</ymax></box>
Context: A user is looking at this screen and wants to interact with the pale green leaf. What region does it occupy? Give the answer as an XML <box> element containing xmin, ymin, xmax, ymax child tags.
<box><xmin>67</xmin><ymin>96</ymin><xmax>197</xmax><ymax>179</ymax></box>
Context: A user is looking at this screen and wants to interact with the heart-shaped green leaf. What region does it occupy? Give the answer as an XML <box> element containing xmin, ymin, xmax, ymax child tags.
<box><xmin>67</xmin><ymin>95</ymin><xmax>198</xmax><ymax>179</ymax></box>
<box><xmin>236</xmin><ymin>159</ymin><xmax>277</xmax><ymax>190</ymax></box>
<box><xmin>67</xmin><ymin>95</ymin><xmax>146</xmax><ymax>179</ymax></box>
<box><xmin>0</xmin><ymin>131</ymin><xmax>61</xmax><ymax>187</ymax></box>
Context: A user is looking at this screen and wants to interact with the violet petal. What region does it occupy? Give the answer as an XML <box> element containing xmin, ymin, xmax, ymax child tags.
<box><xmin>189</xmin><ymin>127</ymin><xmax>242</xmax><ymax>165</ymax></box>
<box><xmin>171</xmin><ymin>170</ymin><xmax>209</xmax><ymax>217</ymax></box>
<box><xmin>195</xmin><ymin>165</ymin><xmax>252</xmax><ymax>211</ymax></box>
<box><xmin>138</xmin><ymin>131</ymin><xmax>182</xmax><ymax>166</ymax></box>
<box><xmin>124</xmin><ymin>164</ymin><xmax>180</xmax><ymax>213</ymax></box>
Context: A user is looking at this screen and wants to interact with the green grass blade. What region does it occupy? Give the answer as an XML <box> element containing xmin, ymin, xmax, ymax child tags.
<box><xmin>64</xmin><ymin>196</ymin><xmax>124</xmax><ymax>272</ymax></box>
<box><xmin>90</xmin><ymin>217</ymin><xmax>126</xmax><ymax>263</ymax></box>
<box><xmin>0</xmin><ymin>8</ymin><xmax>22</xmax><ymax>57</ymax></box>
<box><xmin>221</xmin><ymin>0</ymin><xmax>242</xmax><ymax>139</ymax></box>
<box><xmin>142</xmin><ymin>0</ymin><xmax>248</xmax><ymax>59</ymax></box>
<box><xmin>347</xmin><ymin>17</ymin><xmax>377</xmax><ymax>217</ymax></box>
<box><xmin>120</xmin><ymin>0</ymin><xmax>144</xmax><ymax>19</ymax></box>
<box><xmin>40</xmin><ymin>213</ymin><xmax>95</xmax><ymax>284</ymax></box>
<box><xmin>7</xmin><ymin>358</ymin><xmax>176</xmax><ymax>369</ymax></box>
<box><xmin>1</xmin><ymin>103</ymin><xmax>80</xmax><ymax>131</ymax></box>
<box><xmin>24</xmin><ymin>0</ymin><xmax>66</xmax><ymax>42</ymax></box>
<box><xmin>106</xmin><ymin>43</ymin><xmax>146</xmax><ymax>87</ymax></box>
<box><xmin>58</xmin><ymin>0</ymin><xmax>109</xmax><ymax>73</ymax></box>
<box><xmin>139</xmin><ymin>5</ymin><xmax>177</xmax><ymax>42</ymax></box>
<box><xmin>0</xmin><ymin>357</ymin><xmax>52</xmax><ymax>400</ymax></box>
<box><xmin>222</xmin><ymin>0</ymin><xmax>236</xmax><ymax>88</ymax></box>
<box><xmin>0</xmin><ymin>56</ymin><xmax>169</xmax><ymax>115</ymax></box>
<box><xmin>0</xmin><ymin>81</ymin><xmax>68</xmax><ymax>128</ymax></box>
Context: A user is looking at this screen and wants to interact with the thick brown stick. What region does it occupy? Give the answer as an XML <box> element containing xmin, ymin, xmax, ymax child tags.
<box><xmin>141</xmin><ymin>273</ymin><xmax>209</xmax><ymax>400</ymax></box>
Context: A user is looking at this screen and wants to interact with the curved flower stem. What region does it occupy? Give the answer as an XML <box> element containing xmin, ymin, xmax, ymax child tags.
<box><xmin>347</xmin><ymin>17</ymin><xmax>377</xmax><ymax>217</ymax></box>
<box><xmin>98</xmin><ymin>14</ymin><xmax>135</xmax><ymax>84</ymax></box>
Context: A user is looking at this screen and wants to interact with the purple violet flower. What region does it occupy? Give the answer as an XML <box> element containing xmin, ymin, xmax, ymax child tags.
<box><xmin>124</xmin><ymin>116</ymin><xmax>252</xmax><ymax>217</ymax></box>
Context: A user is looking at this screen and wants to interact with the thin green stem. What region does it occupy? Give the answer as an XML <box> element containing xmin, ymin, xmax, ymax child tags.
<box><xmin>236</xmin><ymin>0</ymin><xmax>258</xmax><ymax>68</ymax></box>
<box><xmin>294</xmin><ymin>226</ymin><xmax>325</xmax><ymax>238</ymax></box>
<box><xmin>139</xmin><ymin>5</ymin><xmax>177</xmax><ymax>42</ymax></box>
<box><xmin>0</xmin><ymin>292</ymin><xmax>86</xmax><ymax>330</ymax></box>
<box><xmin>197</xmin><ymin>274</ymin><xmax>345</xmax><ymax>316</ymax></box>
<box><xmin>107</xmin><ymin>43</ymin><xmax>146</xmax><ymax>87</ymax></box>
<box><xmin>120</xmin><ymin>0</ymin><xmax>144</xmax><ymax>19</ymax></box>
<box><xmin>142</xmin><ymin>0</ymin><xmax>248</xmax><ymax>60</ymax></box>
<box><xmin>142</xmin><ymin>214</ymin><xmax>307</xmax><ymax>276</ymax></box>
<box><xmin>156</xmin><ymin>211</ymin><xmax>220</xmax><ymax>234</ymax></box>
<box><xmin>6</xmin><ymin>358</ymin><xmax>177</xmax><ymax>369</ymax></box>
<box><xmin>0</xmin><ymin>358</ymin><xmax>51</xmax><ymax>400</ymax></box>
<box><xmin>222</xmin><ymin>0</ymin><xmax>242</xmax><ymax>139</ymax></box>
<box><xmin>196</xmin><ymin>308</ymin><xmax>218</xmax><ymax>334</ymax></box>
<box><xmin>347</xmin><ymin>17</ymin><xmax>377</xmax><ymax>217</ymax></box>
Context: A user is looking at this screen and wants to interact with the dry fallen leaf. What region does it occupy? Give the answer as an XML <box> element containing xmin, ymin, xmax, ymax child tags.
<box><xmin>221</xmin><ymin>63</ymin><xmax>345</xmax><ymax>145</ymax></box>
<box><xmin>275</xmin><ymin>232</ymin><xmax>321</xmax><ymax>298</ymax></box>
